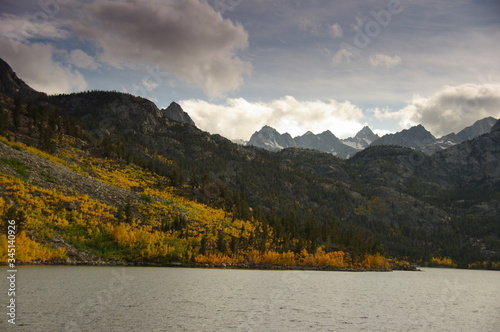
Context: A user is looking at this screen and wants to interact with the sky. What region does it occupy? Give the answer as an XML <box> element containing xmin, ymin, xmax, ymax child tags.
<box><xmin>0</xmin><ymin>0</ymin><xmax>499</xmax><ymax>140</ymax></box>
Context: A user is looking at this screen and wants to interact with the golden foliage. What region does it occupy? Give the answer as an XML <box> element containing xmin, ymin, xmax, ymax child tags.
<box><xmin>0</xmin><ymin>134</ymin><xmax>400</xmax><ymax>269</ymax></box>
<box><xmin>429</xmin><ymin>256</ymin><xmax>457</xmax><ymax>268</ymax></box>
<box><xmin>0</xmin><ymin>231</ymin><xmax>66</xmax><ymax>263</ymax></box>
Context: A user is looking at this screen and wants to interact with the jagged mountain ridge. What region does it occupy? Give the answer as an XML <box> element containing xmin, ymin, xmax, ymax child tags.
<box><xmin>370</xmin><ymin>124</ymin><xmax>437</xmax><ymax>149</ymax></box>
<box><xmin>1</xmin><ymin>57</ymin><xmax>499</xmax><ymax>266</ymax></box>
<box><xmin>248</xmin><ymin>118</ymin><xmax>497</xmax><ymax>158</ymax></box>
<box><xmin>342</xmin><ymin>126</ymin><xmax>380</xmax><ymax>150</ymax></box>
<box><xmin>247</xmin><ymin>126</ymin><xmax>373</xmax><ymax>158</ymax></box>
<box><xmin>421</xmin><ymin>117</ymin><xmax>499</xmax><ymax>154</ymax></box>
<box><xmin>246</xmin><ymin>125</ymin><xmax>297</xmax><ymax>151</ymax></box>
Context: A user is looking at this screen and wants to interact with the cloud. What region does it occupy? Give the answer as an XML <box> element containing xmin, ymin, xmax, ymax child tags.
<box><xmin>369</xmin><ymin>54</ymin><xmax>401</xmax><ymax>68</ymax></box>
<box><xmin>67</xmin><ymin>49</ymin><xmax>99</xmax><ymax>71</ymax></box>
<box><xmin>373</xmin><ymin>84</ymin><xmax>500</xmax><ymax>136</ymax></box>
<box><xmin>179</xmin><ymin>96</ymin><xmax>365</xmax><ymax>140</ymax></box>
<box><xmin>0</xmin><ymin>13</ymin><xmax>68</xmax><ymax>42</ymax></box>
<box><xmin>0</xmin><ymin>38</ymin><xmax>87</xmax><ymax>94</ymax></box>
<box><xmin>333</xmin><ymin>45</ymin><xmax>360</xmax><ymax>64</ymax></box>
<box><xmin>74</xmin><ymin>0</ymin><xmax>251</xmax><ymax>98</ymax></box>
<box><xmin>328</xmin><ymin>23</ymin><xmax>343</xmax><ymax>38</ymax></box>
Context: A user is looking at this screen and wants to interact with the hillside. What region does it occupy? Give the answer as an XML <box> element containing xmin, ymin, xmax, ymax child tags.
<box><xmin>0</xmin><ymin>58</ymin><xmax>499</xmax><ymax>269</ymax></box>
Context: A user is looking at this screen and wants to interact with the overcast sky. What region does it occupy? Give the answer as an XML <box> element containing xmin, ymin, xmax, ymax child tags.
<box><xmin>1</xmin><ymin>0</ymin><xmax>499</xmax><ymax>140</ymax></box>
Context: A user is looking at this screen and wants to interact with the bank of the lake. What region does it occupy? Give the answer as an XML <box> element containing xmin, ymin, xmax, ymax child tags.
<box><xmin>1</xmin><ymin>266</ymin><xmax>498</xmax><ymax>331</ymax></box>
<box><xmin>5</xmin><ymin>259</ymin><xmax>420</xmax><ymax>271</ymax></box>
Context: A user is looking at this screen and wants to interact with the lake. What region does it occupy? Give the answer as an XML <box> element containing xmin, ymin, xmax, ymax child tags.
<box><xmin>1</xmin><ymin>266</ymin><xmax>499</xmax><ymax>331</ymax></box>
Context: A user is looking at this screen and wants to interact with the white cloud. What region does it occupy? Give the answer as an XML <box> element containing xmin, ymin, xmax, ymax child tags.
<box><xmin>179</xmin><ymin>96</ymin><xmax>365</xmax><ymax>140</ymax></box>
<box><xmin>298</xmin><ymin>17</ymin><xmax>321</xmax><ymax>35</ymax></box>
<box><xmin>0</xmin><ymin>13</ymin><xmax>68</xmax><ymax>42</ymax></box>
<box><xmin>369</xmin><ymin>54</ymin><xmax>401</xmax><ymax>68</ymax></box>
<box><xmin>67</xmin><ymin>49</ymin><xmax>99</xmax><ymax>71</ymax></box>
<box><xmin>0</xmin><ymin>38</ymin><xmax>87</xmax><ymax>94</ymax></box>
<box><xmin>74</xmin><ymin>0</ymin><xmax>251</xmax><ymax>98</ymax></box>
<box><xmin>373</xmin><ymin>84</ymin><xmax>500</xmax><ymax>136</ymax></box>
<box><xmin>333</xmin><ymin>46</ymin><xmax>360</xmax><ymax>64</ymax></box>
<box><xmin>373</xmin><ymin>129</ymin><xmax>395</xmax><ymax>137</ymax></box>
<box><xmin>328</xmin><ymin>23</ymin><xmax>343</xmax><ymax>38</ymax></box>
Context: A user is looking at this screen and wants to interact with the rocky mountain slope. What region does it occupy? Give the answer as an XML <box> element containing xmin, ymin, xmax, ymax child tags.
<box><xmin>247</xmin><ymin>125</ymin><xmax>296</xmax><ymax>151</ymax></box>
<box><xmin>342</xmin><ymin>126</ymin><xmax>380</xmax><ymax>150</ymax></box>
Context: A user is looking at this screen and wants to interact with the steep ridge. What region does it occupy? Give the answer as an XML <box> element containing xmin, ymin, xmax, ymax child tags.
<box><xmin>421</xmin><ymin>117</ymin><xmax>498</xmax><ymax>154</ymax></box>
<box><xmin>247</xmin><ymin>125</ymin><xmax>296</xmax><ymax>151</ymax></box>
<box><xmin>0</xmin><ymin>58</ymin><xmax>42</xmax><ymax>100</ymax></box>
<box><xmin>433</xmin><ymin>122</ymin><xmax>500</xmax><ymax>186</ymax></box>
<box><xmin>162</xmin><ymin>101</ymin><xmax>196</xmax><ymax>126</ymax></box>
<box><xmin>342</xmin><ymin>126</ymin><xmax>379</xmax><ymax>150</ymax></box>
<box><xmin>370</xmin><ymin>125</ymin><xmax>436</xmax><ymax>149</ymax></box>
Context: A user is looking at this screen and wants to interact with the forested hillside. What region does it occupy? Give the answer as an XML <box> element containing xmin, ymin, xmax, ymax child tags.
<box><xmin>0</xmin><ymin>58</ymin><xmax>498</xmax><ymax>269</ymax></box>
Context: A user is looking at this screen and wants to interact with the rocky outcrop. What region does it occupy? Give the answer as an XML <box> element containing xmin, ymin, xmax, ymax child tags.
<box><xmin>247</xmin><ymin>125</ymin><xmax>297</xmax><ymax>151</ymax></box>
<box><xmin>162</xmin><ymin>102</ymin><xmax>196</xmax><ymax>126</ymax></box>
<box><xmin>0</xmin><ymin>58</ymin><xmax>43</xmax><ymax>100</ymax></box>
<box><xmin>342</xmin><ymin>126</ymin><xmax>379</xmax><ymax>150</ymax></box>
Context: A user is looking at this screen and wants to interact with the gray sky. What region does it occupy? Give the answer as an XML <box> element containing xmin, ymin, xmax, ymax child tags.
<box><xmin>1</xmin><ymin>0</ymin><xmax>499</xmax><ymax>139</ymax></box>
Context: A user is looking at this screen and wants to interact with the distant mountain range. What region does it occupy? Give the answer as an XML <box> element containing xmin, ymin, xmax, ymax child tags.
<box><xmin>247</xmin><ymin>117</ymin><xmax>497</xmax><ymax>158</ymax></box>
<box><xmin>247</xmin><ymin>125</ymin><xmax>379</xmax><ymax>158</ymax></box>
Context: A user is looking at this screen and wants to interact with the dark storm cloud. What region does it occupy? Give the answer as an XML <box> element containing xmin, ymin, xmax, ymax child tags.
<box><xmin>74</xmin><ymin>0</ymin><xmax>251</xmax><ymax>97</ymax></box>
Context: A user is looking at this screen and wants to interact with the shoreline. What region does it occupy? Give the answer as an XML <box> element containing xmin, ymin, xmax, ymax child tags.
<box><xmin>1</xmin><ymin>260</ymin><xmax>420</xmax><ymax>272</ymax></box>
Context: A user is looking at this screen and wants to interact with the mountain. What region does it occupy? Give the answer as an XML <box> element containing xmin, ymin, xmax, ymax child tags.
<box><xmin>370</xmin><ymin>124</ymin><xmax>436</xmax><ymax>149</ymax></box>
<box><xmin>433</xmin><ymin>122</ymin><xmax>500</xmax><ymax>186</ymax></box>
<box><xmin>294</xmin><ymin>130</ymin><xmax>358</xmax><ymax>158</ymax></box>
<box><xmin>162</xmin><ymin>101</ymin><xmax>196</xmax><ymax>126</ymax></box>
<box><xmin>0</xmin><ymin>58</ymin><xmax>42</xmax><ymax>100</ymax></box>
<box><xmin>421</xmin><ymin>117</ymin><xmax>498</xmax><ymax>154</ymax></box>
<box><xmin>249</xmin><ymin>119</ymin><xmax>497</xmax><ymax>159</ymax></box>
<box><xmin>247</xmin><ymin>126</ymin><xmax>359</xmax><ymax>158</ymax></box>
<box><xmin>456</xmin><ymin>116</ymin><xmax>498</xmax><ymax>141</ymax></box>
<box><xmin>1</xmin><ymin>57</ymin><xmax>499</xmax><ymax>269</ymax></box>
<box><xmin>492</xmin><ymin>119</ymin><xmax>500</xmax><ymax>132</ymax></box>
<box><xmin>342</xmin><ymin>126</ymin><xmax>379</xmax><ymax>150</ymax></box>
<box><xmin>247</xmin><ymin>125</ymin><xmax>296</xmax><ymax>151</ymax></box>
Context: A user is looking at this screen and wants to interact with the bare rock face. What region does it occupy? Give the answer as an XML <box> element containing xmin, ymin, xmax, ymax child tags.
<box><xmin>342</xmin><ymin>126</ymin><xmax>379</xmax><ymax>150</ymax></box>
<box><xmin>162</xmin><ymin>102</ymin><xmax>196</xmax><ymax>126</ymax></box>
<box><xmin>0</xmin><ymin>58</ymin><xmax>42</xmax><ymax>100</ymax></box>
<box><xmin>247</xmin><ymin>126</ymin><xmax>297</xmax><ymax>152</ymax></box>
<box><xmin>492</xmin><ymin>119</ymin><xmax>500</xmax><ymax>133</ymax></box>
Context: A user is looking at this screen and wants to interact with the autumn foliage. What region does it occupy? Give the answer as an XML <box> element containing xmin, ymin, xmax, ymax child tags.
<box><xmin>0</xmin><ymin>134</ymin><xmax>395</xmax><ymax>269</ymax></box>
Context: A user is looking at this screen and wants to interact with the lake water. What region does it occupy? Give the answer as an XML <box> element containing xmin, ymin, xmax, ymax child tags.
<box><xmin>1</xmin><ymin>266</ymin><xmax>499</xmax><ymax>331</ymax></box>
